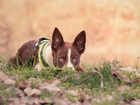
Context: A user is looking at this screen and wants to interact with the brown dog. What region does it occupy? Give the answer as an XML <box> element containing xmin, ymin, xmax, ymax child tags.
<box><xmin>7</xmin><ymin>27</ymin><xmax>86</xmax><ymax>70</ymax></box>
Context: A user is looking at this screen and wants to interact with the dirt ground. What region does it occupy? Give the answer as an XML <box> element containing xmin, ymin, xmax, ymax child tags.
<box><xmin>0</xmin><ymin>0</ymin><xmax>140</xmax><ymax>67</ymax></box>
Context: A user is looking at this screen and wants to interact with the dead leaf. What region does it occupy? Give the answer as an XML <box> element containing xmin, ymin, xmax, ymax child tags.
<box><xmin>106</xmin><ymin>95</ymin><xmax>113</xmax><ymax>101</ymax></box>
<box><xmin>10</xmin><ymin>74</ymin><xmax>19</xmax><ymax>80</ymax></box>
<box><xmin>54</xmin><ymin>97</ymin><xmax>68</xmax><ymax>105</ymax></box>
<box><xmin>24</xmin><ymin>87</ymin><xmax>41</xmax><ymax>97</ymax></box>
<box><xmin>9</xmin><ymin>96</ymin><xmax>44</xmax><ymax>105</ymax></box>
<box><xmin>50</xmin><ymin>79</ymin><xmax>61</xmax><ymax>86</ymax></box>
<box><xmin>118</xmin><ymin>85</ymin><xmax>130</xmax><ymax>93</ymax></box>
<box><xmin>9</xmin><ymin>97</ymin><xmax>20</xmax><ymax>105</ymax></box>
<box><xmin>84</xmin><ymin>94</ymin><xmax>93</xmax><ymax>100</ymax></box>
<box><xmin>131</xmin><ymin>99</ymin><xmax>140</xmax><ymax>105</ymax></box>
<box><xmin>120</xmin><ymin>67</ymin><xmax>140</xmax><ymax>77</ymax></box>
<box><xmin>16</xmin><ymin>80</ymin><xmax>30</xmax><ymax>90</ymax></box>
<box><xmin>75</xmin><ymin>65</ymin><xmax>84</xmax><ymax>73</ymax></box>
<box><xmin>83</xmin><ymin>99</ymin><xmax>91</xmax><ymax>105</ymax></box>
<box><xmin>111</xmin><ymin>66</ymin><xmax>131</xmax><ymax>83</ymax></box>
<box><xmin>79</xmin><ymin>92</ymin><xmax>86</xmax><ymax>103</ymax></box>
<box><xmin>30</xmin><ymin>97</ymin><xmax>41</xmax><ymax>105</ymax></box>
<box><xmin>71</xmin><ymin>101</ymin><xmax>82</xmax><ymax>105</ymax></box>
<box><xmin>78</xmin><ymin>93</ymin><xmax>91</xmax><ymax>104</ymax></box>
<box><xmin>40</xmin><ymin>97</ymin><xmax>54</xmax><ymax>104</ymax></box>
<box><xmin>4</xmin><ymin>78</ymin><xmax>16</xmax><ymax>85</ymax></box>
<box><xmin>39</xmin><ymin>79</ymin><xmax>61</xmax><ymax>92</ymax></box>
<box><xmin>65</xmin><ymin>90</ymin><xmax>79</xmax><ymax>96</ymax></box>
<box><xmin>0</xmin><ymin>71</ymin><xmax>8</xmax><ymax>81</ymax></box>
<box><xmin>91</xmin><ymin>97</ymin><xmax>101</xmax><ymax>103</ymax></box>
<box><xmin>132</xmin><ymin>78</ymin><xmax>140</xmax><ymax>84</ymax></box>
<box><xmin>0</xmin><ymin>94</ymin><xmax>6</xmax><ymax>102</ymax></box>
<box><xmin>117</xmin><ymin>101</ymin><xmax>126</xmax><ymax>105</ymax></box>
<box><xmin>39</xmin><ymin>84</ymin><xmax>61</xmax><ymax>92</ymax></box>
<box><xmin>15</xmin><ymin>88</ymin><xmax>24</xmax><ymax>97</ymax></box>
<box><xmin>6</xmin><ymin>87</ymin><xmax>13</xmax><ymax>92</ymax></box>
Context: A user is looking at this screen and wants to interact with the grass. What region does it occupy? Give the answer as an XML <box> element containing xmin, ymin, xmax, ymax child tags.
<box><xmin>0</xmin><ymin>56</ymin><xmax>140</xmax><ymax>105</ymax></box>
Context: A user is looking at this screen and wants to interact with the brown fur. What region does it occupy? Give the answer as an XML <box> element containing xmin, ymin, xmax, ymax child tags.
<box><xmin>7</xmin><ymin>27</ymin><xmax>86</xmax><ymax>69</ymax></box>
<box><xmin>7</xmin><ymin>40</ymin><xmax>39</xmax><ymax>68</ymax></box>
<box><xmin>52</xmin><ymin>42</ymin><xmax>81</xmax><ymax>67</ymax></box>
<box><xmin>51</xmin><ymin>28</ymin><xmax>86</xmax><ymax>67</ymax></box>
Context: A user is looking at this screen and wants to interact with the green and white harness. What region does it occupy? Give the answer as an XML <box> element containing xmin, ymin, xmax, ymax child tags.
<box><xmin>27</xmin><ymin>37</ymin><xmax>51</xmax><ymax>68</ymax></box>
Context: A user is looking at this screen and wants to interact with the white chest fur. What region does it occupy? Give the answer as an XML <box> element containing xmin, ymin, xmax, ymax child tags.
<box><xmin>34</xmin><ymin>44</ymin><xmax>53</xmax><ymax>71</ymax></box>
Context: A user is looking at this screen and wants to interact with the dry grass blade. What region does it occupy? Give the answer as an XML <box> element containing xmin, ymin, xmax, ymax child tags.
<box><xmin>93</xmin><ymin>68</ymin><xmax>104</xmax><ymax>88</ymax></box>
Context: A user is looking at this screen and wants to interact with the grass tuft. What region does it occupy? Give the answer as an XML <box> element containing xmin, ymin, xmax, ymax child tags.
<box><xmin>1</xmin><ymin>56</ymin><xmax>140</xmax><ymax>104</ymax></box>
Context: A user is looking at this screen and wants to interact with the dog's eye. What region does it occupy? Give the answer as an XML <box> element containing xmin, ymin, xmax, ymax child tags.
<box><xmin>72</xmin><ymin>58</ymin><xmax>77</xmax><ymax>62</ymax></box>
<box><xmin>59</xmin><ymin>58</ymin><xmax>64</xmax><ymax>62</ymax></box>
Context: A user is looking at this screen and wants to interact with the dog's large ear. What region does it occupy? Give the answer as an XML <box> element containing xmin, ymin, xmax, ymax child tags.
<box><xmin>52</xmin><ymin>27</ymin><xmax>64</xmax><ymax>51</ymax></box>
<box><xmin>73</xmin><ymin>31</ymin><xmax>86</xmax><ymax>54</ymax></box>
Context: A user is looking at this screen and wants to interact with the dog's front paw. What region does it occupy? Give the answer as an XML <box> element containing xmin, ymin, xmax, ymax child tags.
<box><xmin>34</xmin><ymin>63</ymin><xmax>42</xmax><ymax>72</ymax></box>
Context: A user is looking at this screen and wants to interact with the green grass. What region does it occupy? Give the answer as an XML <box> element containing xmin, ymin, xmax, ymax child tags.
<box><xmin>1</xmin><ymin>56</ymin><xmax>140</xmax><ymax>104</ymax></box>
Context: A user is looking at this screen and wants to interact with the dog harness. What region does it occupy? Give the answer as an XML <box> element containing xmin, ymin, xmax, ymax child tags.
<box><xmin>26</xmin><ymin>37</ymin><xmax>51</xmax><ymax>68</ymax></box>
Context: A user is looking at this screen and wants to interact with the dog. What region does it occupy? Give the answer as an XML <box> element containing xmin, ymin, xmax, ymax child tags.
<box><xmin>7</xmin><ymin>27</ymin><xmax>86</xmax><ymax>71</ymax></box>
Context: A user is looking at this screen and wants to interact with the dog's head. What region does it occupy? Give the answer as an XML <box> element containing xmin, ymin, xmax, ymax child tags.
<box><xmin>51</xmin><ymin>27</ymin><xmax>86</xmax><ymax>68</ymax></box>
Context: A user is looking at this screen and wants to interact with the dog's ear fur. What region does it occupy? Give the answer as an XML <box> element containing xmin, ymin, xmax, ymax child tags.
<box><xmin>73</xmin><ymin>31</ymin><xmax>86</xmax><ymax>54</ymax></box>
<box><xmin>52</xmin><ymin>27</ymin><xmax>64</xmax><ymax>51</ymax></box>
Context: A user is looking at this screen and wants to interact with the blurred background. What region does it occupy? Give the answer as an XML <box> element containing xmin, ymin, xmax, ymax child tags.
<box><xmin>0</xmin><ymin>0</ymin><xmax>140</xmax><ymax>67</ymax></box>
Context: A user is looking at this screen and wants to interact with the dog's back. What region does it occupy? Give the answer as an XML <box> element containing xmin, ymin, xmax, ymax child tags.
<box><xmin>7</xmin><ymin>40</ymin><xmax>38</xmax><ymax>68</ymax></box>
